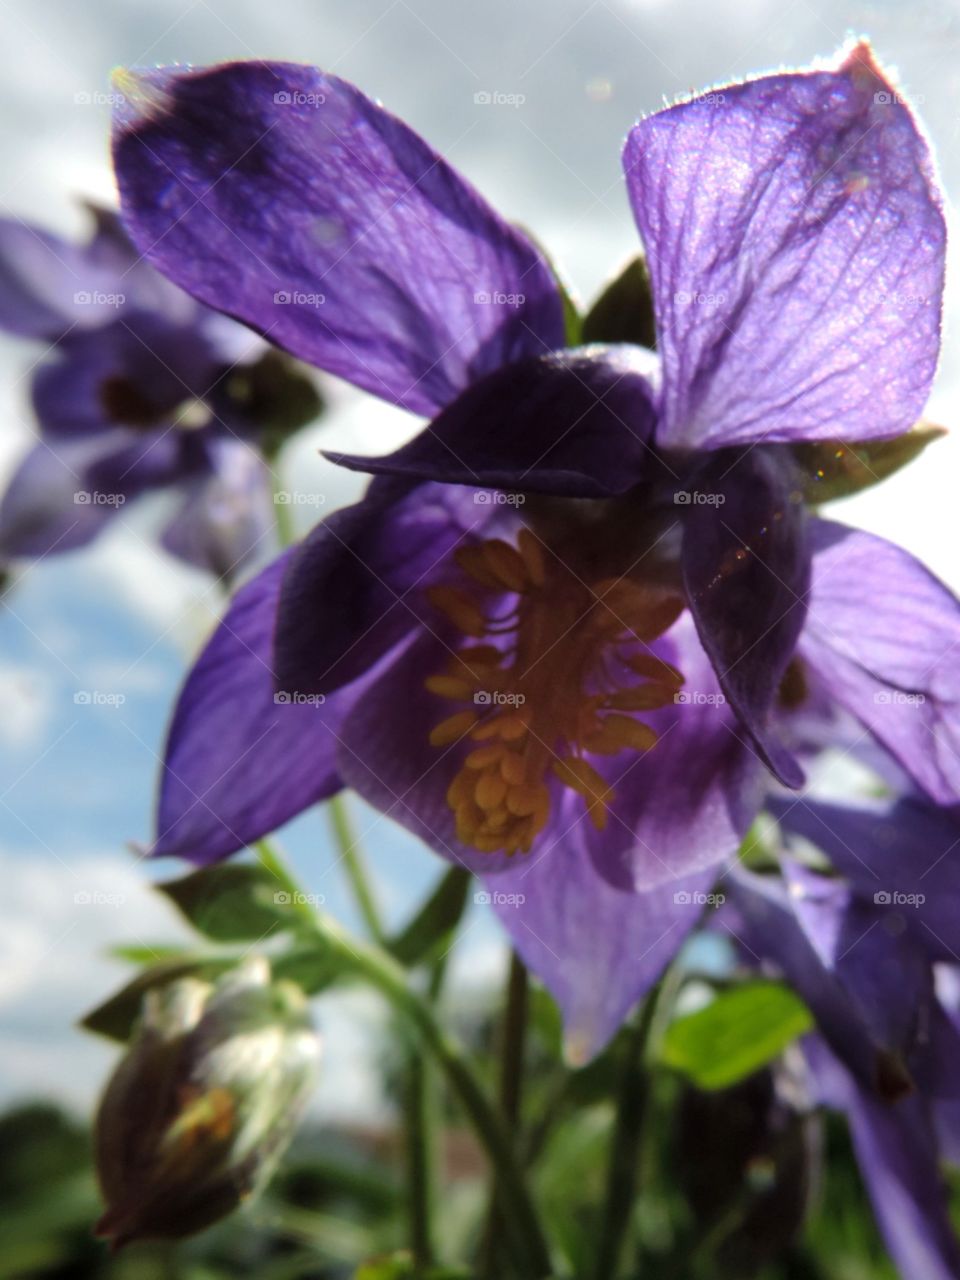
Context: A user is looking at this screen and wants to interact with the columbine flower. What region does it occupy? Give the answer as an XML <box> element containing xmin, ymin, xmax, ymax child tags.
<box><xmin>0</xmin><ymin>206</ymin><xmax>322</xmax><ymax>577</ymax></box>
<box><xmin>94</xmin><ymin>957</ymin><xmax>320</xmax><ymax>1247</ymax></box>
<box><xmin>110</xmin><ymin>46</ymin><xmax>960</xmax><ymax>1058</ymax></box>
<box><xmin>724</xmin><ymin>795</ymin><xmax>960</xmax><ymax>1280</ymax></box>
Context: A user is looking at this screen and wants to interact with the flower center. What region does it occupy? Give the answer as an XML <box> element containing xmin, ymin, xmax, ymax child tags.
<box><xmin>425</xmin><ymin>528</ymin><xmax>685</xmax><ymax>856</ymax></box>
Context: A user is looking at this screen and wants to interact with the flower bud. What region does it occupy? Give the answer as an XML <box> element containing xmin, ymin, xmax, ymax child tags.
<box><xmin>94</xmin><ymin>956</ymin><xmax>321</xmax><ymax>1247</ymax></box>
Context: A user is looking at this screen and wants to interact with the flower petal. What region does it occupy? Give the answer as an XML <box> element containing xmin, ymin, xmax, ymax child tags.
<box><xmin>0</xmin><ymin>441</ymin><xmax>114</xmax><ymax>557</ymax></box>
<box><xmin>154</xmin><ymin>552</ymin><xmax>355</xmax><ymax>862</ymax></box>
<box><xmin>112</xmin><ymin>63</ymin><xmax>564</xmax><ymax>417</ymax></box>
<box><xmin>773</xmin><ymin>795</ymin><xmax>960</xmax><ymax>962</ymax></box>
<box><xmin>480</xmin><ymin>833</ymin><xmax>717</xmax><ymax>1063</ymax></box>
<box><xmin>624</xmin><ymin>42</ymin><xmax>945</xmax><ymax>450</ymax></box>
<box><xmin>326</xmin><ymin>347</ymin><xmax>660</xmax><ymax>498</ymax></box>
<box><xmin>584</xmin><ymin>613</ymin><xmax>764</xmax><ymax>891</ymax></box>
<box><xmin>275</xmin><ymin>479</ymin><xmax>495</xmax><ymax>697</ymax></box>
<box><xmin>807</xmin><ymin>1039</ymin><xmax>960</xmax><ymax>1280</ymax></box>
<box><xmin>799</xmin><ymin>519</ymin><xmax>960</xmax><ymax>806</ymax></box>
<box><xmin>161</xmin><ymin>440</ymin><xmax>273</xmax><ymax>580</ymax></box>
<box><xmin>681</xmin><ymin>448</ymin><xmax>808</xmax><ymax>788</ymax></box>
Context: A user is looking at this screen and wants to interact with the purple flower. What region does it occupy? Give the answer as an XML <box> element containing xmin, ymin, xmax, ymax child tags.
<box><xmin>725</xmin><ymin>795</ymin><xmax>960</xmax><ymax>1279</ymax></box>
<box><xmin>0</xmin><ymin>207</ymin><xmax>320</xmax><ymax>577</ymax></box>
<box><xmin>110</xmin><ymin>46</ymin><xmax>959</xmax><ymax>1057</ymax></box>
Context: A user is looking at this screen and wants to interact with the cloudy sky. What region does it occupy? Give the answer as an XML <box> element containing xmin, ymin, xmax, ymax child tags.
<box><xmin>1</xmin><ymin>0</ymin><xmax>959</xmax><ymax>1120</ymax></box>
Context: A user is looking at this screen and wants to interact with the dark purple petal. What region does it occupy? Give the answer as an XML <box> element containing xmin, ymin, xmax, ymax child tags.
<box><xmin>112</xmin><ymin>63</ymin><xmax>564</xmax><ymax>417</ymax></box>
<box><xmin>773</xmin><ymin>795</ymin><xmax>960</xmax><ymax>963</ymax></box>
<box><xmin>154</xmin><ymin>552</ymin><xmax>356</xmax><ymax>862</ymax></box>
<box><xmin>806</xmin><ymin>1039</ymin><xmax>960</xmax><ymax>1280</ymax></box>
<box><xmin>327</xmin><ymin>347</ymin><xmax>660</xmax><ymax>498</ymax></box>
<box><xmin>480</xmin><ymin>833</ymin><xmax>717</xmax><ymax>1063</ymax></box>
<box><xmin>275</xmin><ymin>479</ymin><xmax>498</xmax><ymax>697</ymax></box>
<box><xmin>161</xmin><ymin>441</ymin><xmax>273</xmax><ymax>579</ymax></box>
<box><xmin>681</xmin><ymin>449</ymin><xmax>808</xmax><ymax>788</ymax></box>
<box><xmin>0</xmin><ymin>441</ymin><xmax>114</xmax><ymax>557</ymax></box>
<box><xmin>585</xmin><ymin>613</ymin><xmax>765</xmax><ymax>891</ymax></box>
<box><xmin>799</xmin><ymin>519</ymin><xmax>960</xmax><ymax>806</ymax></box>
<box><xmin>624</xmin><ymin>43</ymin><xmax>945</xmax><ymax>450</ymax></box>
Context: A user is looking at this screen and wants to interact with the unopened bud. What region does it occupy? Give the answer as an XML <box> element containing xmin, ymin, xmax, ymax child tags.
<box><xmin>94</xmin><ymin>957</ymin><xmax>321</xmax><ymax>1247</ymax></box>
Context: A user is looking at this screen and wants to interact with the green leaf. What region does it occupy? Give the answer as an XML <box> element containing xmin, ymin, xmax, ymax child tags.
<box><xmin>582</xmin><ymin>255</ymin><xmax>656</xmax><ymax>350</ymax></box>
<box><xmin>793</xmin><ymin>424</ymin><xmax>946</xmax><ymax>504</ymax></box>
<box><xmin>79</xmin><ymin>956</ymin><xmax>233</xmax><ymax>1043</ymax></box>
<box><xmin>157</xmin><ymin>862</ymin><xmax>301</xmax><ymax>943</ymax></box>
<box><xmin>388</xmin><ymin>867</ymin><xmax>471</xmax><ymax>967</ymax></box>
<box><xmin>661</xmin><ymin>981</ymin><xmax>812</xmax><ymax>1090</ymax></box>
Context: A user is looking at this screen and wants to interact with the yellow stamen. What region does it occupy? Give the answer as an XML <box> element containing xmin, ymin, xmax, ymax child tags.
<box><xmin>425</xmin><ymin>530</ymin><xmax>685</xmax><ymax>856</ymax></box>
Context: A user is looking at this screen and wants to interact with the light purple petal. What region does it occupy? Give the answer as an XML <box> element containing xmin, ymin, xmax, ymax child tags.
<box><xmin>624</xmin><ymin>43</ymin><xmax>945</xmax><ymax>450</ymax></box>
<box><xmin>327</xmin><ymin>347</ymin><xmax>660</xmax><ymax>498</ymax></box>
<box><xmin>0</xmin><ymin>440</ymin><xmax>114</xmax><ymax>557</ymax></box>
<box><xmin>681</xmin><ymin>448</ymin><xmax>808</xmax><ymax>787</ymax></box>
<box><xmin>799</xmin><ymin>518</ymin><xmax>960</xmax><ymax>806</ymax></box>
<box><xmin>584</xmin><ymin>613</ymin><xmax>765</xmax><ymax>890</ymax></box>
<box><xmin>112</xmin><ymin>63</ymin><xmax>564</xmax><ymax>417</ymax></box>
<box><xmin>161</xmin><ymin>440</ymin><xmax>273</xmax><ymax>579</ymax></box>
<box><xmin>481</xmin><ymin>830</ymin><xmax>717</xmax><ymax>1063</ymax></box>
<box><xmin>275</xmin><ymin>479</ymin><xmax>498</xmax><ymax>697</ymax></box>
<box><xmin>155</xmin><ymin>552</ymin><xmax>356</xmax><ymax>862</ymax></box>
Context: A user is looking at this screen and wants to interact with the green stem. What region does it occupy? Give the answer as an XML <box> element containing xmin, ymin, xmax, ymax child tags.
<box><xmin>483</xmin><ymin>951</ymin><xmax>529</xmax><ymax>1277</ymax></box>
<box><xmin>326</xmin><ymin>796</ymin><xmax>441</xmax><ymax>1273</ymax></box>
<box><xmin>304</xmin><ymin>911</ymin><xmax>551</xmax><ymax>1276</ymax></box>
<box><xmin>269</xmin><ymin>465</ymin><xmax>297</xmax><ymax>548</ymax></box>
<box><xmin>592</xmin><ymin>987</ymin><xmax>661</xmax><ymax>1280</ymax></box>
<box><xmin>327</xmin><ymin>794</ymin><xmax>386</xmax><ymax>944</ymax></box>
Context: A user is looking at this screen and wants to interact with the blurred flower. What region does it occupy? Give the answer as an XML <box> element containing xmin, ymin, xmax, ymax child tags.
<box><xmin>724</xmin><ymin>794</ymin><xmax>960</xmax><ymax>1280</ymax></box>
<box><xmin>94</xmin><ymin>957</ymin><xmax>321</xmax><ymax>1248</ymax></box>
<box><xmin>0</xmin><ymin>207</ymin><xmax>323</xmax><ymax>578</ymax></box>
<box><xmin>109</xmin><ymin>46</ymin><xmax>959</xmax><ymax>1058</ymax></box>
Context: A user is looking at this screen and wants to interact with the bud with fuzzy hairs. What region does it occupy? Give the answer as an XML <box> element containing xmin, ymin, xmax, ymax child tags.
<box><xmin>94</xmin><ymin>956</ymin><xmax>321</xmax><ymax>1247</ymax></box>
